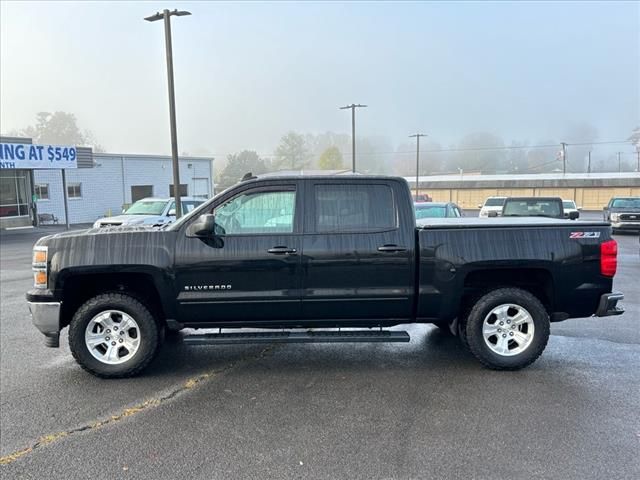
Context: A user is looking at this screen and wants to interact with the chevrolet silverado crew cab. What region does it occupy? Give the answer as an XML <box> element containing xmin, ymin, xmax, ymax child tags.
<box><xmin>26</xmin><ymin>175</ymin><xmax>624</xmax><ymax>378</ymax></box>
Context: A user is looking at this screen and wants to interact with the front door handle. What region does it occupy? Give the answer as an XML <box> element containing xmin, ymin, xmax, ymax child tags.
<box><xmin>268</xmin><ymin>246</ymin><xmax>297</xmax><ymax>255</ymax></box>
<box><xmin>377</xmin><ymin>244</ymin><xmax>407</xmax><ymax>252</ymax></box>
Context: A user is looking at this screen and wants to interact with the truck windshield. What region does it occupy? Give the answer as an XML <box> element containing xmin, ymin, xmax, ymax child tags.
<box><xmin>484</xmin><ymin>198</ymin><xmax>505</xmax><ymax>207</ymax></box>
<box><xmin>503</xmin><ymin>199</ymin><xmax>562</xmax><ymax>218</ymax></box>
<box><xmin>125</xmin><ymin>201</ymin><xmax>167</xmax><ymax>215</ymax></box>
<box><xmin>611</xmin><ymin>198</ymin><xmax>640</xmax><ymax>208</ymax></box>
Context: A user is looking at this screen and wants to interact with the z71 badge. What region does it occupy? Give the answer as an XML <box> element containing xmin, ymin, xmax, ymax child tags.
<box><xmin>569</xmin><ymin>232</ymin><xmax>601</xmax><ymax>239</ymax></box>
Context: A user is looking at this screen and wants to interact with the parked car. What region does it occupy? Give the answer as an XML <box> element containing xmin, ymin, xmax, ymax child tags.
<box><xmin>603</xmin><ymin>197</ymin><xmax>640</xmax><ymax>233</ymax></box>
<box><xmin>414</xmin><ymin>202</ymin><xmax>463</xmax><ymax>219</ymax></box>
<box><xmin>27</xmin><ymin>175</ymin><xmax>623</xmax><ymax>378</ymax></box>
<box><xmin>478</xmin><ymin>196</ymin><xmax>506</xmax><ymax>217</ymax></box>
<box><xmin>93</xmin><ymin>197</ymin><xmax>205</xmax><ymax>228</ymax></box>
<box><xmin>562</xmin><ymin>200</ymin><xmax>581</xmax><ymax>219</ymax></box>
<box><xmin>498</xmin><ymin>197</ymin><xmax>572</xmax><ymax>219</ymax></box>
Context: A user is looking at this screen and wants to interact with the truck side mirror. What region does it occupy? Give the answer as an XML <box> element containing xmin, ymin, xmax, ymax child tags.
<box><xmin>488</xmin><ymin>211</ymin><xmax>498</xmax><ymax>218</ymax></box>
<box><xmin>477</xmin><ymin>204</ymin><xmax>482</xmax><ymax>209</ymax></box>
<box><xmin>186</xmin><ymin>214</ymin><xmax>216</xmax><ymax>237</ymax></box>
<box><xmin>569</xmin><ymin>211</ymin><xmax>579</xmax><ymax>220</ymax></box>
<box><xmin>168</xmin><ymin>209</ymin><xmax>176</xmax><ymax>216</ymax></box>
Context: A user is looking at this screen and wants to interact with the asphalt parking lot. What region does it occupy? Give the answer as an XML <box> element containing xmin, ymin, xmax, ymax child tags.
<box><xmin>1</xmin><ymin>217</ymin><xmax>638</xmax><ymax>479</ymax></box>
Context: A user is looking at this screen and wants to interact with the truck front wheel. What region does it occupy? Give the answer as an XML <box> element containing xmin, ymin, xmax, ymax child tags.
<box><xmin>68</xmin><ymin>293</ymin><xmax>161</xmax><ymax>378</ymax></box>
<box><xmin>465</xmin><ymin>288</ymin><xmax>550</xmax><ymax>370</ymax></box>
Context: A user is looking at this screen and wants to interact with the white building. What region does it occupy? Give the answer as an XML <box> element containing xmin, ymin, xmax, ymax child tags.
<box><xmin>0</xmin><ymin>136</ymin><xmax>214</xmax><ymax>228</ymax></box>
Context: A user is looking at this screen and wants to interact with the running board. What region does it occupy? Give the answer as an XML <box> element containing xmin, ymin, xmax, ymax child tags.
<box><xmin>182</xmin><ymin>330</ymin><xmax>410</xmax><ymax>345</ymax></box>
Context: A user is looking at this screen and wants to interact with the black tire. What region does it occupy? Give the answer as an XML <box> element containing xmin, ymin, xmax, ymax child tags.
<box><xmin>457</xmin><ymin>317</ymin><xmax>470</xmax><ymax>350</ymax></box>
<box><xmin>465</xmin><ymin>288</ymin><xmax>549</xmax><ymax>370</ymax></box>
<box><xmin>68</xmin><ymin>293</ymin><xmax>161</xmax><ymax>378</ymax></box>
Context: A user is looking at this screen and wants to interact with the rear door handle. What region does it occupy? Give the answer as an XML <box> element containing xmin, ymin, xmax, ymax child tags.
<box><xmin>377</xmin><ymin>244</ymin><xmax>407</xmax><ymax>252</ymax></box>
<box><xmin>268</xmin><ymin>246</ymin><xmax>297</xmax><ymax>255</ymax></box>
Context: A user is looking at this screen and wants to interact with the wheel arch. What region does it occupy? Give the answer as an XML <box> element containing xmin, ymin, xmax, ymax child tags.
<box><xmin>57</xmin><ymin>268</ymin><xmax>174</xmax><ymax>330</ymax></box>
<box><xmin>461</xmin><ymin>267</ymin><xmax>554</xmax><ymax>314</ymax></box>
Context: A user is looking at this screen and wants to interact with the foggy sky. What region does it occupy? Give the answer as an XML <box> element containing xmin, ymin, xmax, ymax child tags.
<box><xmin>1</xmin><ymin>1</ymin><xmax>638</xmax><ymax>159</ymax></box>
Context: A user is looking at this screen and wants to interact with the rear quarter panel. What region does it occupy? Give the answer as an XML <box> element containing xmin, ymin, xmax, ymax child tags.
<box><xmin>416</xmin><ymin>223</ymin><xmax>613</xmax><ymax>321</ymax></box>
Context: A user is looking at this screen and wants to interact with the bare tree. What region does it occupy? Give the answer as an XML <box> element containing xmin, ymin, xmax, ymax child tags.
<box><xmin>13</xmin><ymin>111</ymin><xmax>104</xmax><ymax>151</ymax></box>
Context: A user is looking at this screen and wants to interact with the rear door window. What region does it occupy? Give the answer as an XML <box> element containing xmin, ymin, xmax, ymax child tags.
<box><xmin>312</xmin><ymin>184</ymin><xmax>396</xmax><ymax>233</ymax></box>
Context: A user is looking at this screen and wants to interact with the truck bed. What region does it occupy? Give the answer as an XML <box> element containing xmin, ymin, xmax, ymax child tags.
<box><xmin>415</xmin><ymin>218</ymin><xmax>613</xmax><ymax>322</ymax></box>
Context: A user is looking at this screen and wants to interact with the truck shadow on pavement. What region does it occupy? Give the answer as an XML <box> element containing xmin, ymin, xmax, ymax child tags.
<box><xmin>144</xmin><ymin>326</ymin><xmax>486</xmax><ymax>378</ymax></box>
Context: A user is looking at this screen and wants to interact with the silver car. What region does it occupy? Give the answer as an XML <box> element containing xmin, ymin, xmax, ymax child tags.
<box><xmin>93</xmin><ymin>197</ymin><xmax>204</xmax><ymax>228</ymax></box>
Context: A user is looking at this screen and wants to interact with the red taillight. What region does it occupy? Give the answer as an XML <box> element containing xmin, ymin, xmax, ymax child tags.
<box><xmin>600</xmin><ymin>239</ymin><xmax>617</xmax><ymax>277</ymax></box>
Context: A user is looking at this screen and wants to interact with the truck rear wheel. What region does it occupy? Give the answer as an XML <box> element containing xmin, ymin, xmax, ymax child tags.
<box><xmin>465</xmin><ymin>288</ymin><xmax>549</xmax><ymax>370</ymax></box>
<box><xmin>68</xmin><ymin>293</ymin><xmax>161</xmax><ymax>378</ymax></box>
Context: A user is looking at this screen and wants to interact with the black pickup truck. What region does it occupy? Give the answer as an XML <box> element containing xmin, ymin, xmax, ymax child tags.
<box><xmin>26</xmin><ymin>175</ymin><xmax>624</xmax><ymax>377</ymax></box>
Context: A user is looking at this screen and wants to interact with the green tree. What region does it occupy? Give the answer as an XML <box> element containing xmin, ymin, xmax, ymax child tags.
<box><xmin>318</xmin><ymin>146</ymin><xmax>344</xmax><ymax>170</ymax></box>
<box><xmin>217</xmin><ymin>150</ymin><xmax>269</xmax><ymax>189</ymax></box>
<box><xmin>274</xmin><ymin>131</ymin><xmax>310</xmax><ymax>169</ymax></box>
<box><xmin>14</xmin><ymin>111</ymin><xmax>104</xmax><ymax>151</ymax></box>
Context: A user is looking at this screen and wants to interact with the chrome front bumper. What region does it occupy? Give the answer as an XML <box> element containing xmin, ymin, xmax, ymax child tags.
<box><xmin>27</xmin><ymin>301</ymin><xmax>61</xmax><ymax>347</ymax></box>
<box><xmin>595</xmin><ymin>292</ymin><xmax>624</xmax><ymax>317</ymax></box>
<box><xmin>611</xmin><ymin>221</ymin><xmax>640</xmax><ymax>230</ymax></box>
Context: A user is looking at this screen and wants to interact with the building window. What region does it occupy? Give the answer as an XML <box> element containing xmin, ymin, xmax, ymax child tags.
<box><xmin>67</xmin><ymin>183</ymin><xmax>82</xmax><ymax>198</ymax></box>
<box><xmin>131</xmin><ymin>185</ymin><xmax>154</xmax><ymax>203</ymax></box>
<box><xmin>169</xmin><ymin>184</ymin><xmax>188</xmax><ymax>197</ymax></box>
<box><xmin>0</xmin><ymin>170</ymin><xmax>30</xmax><ymax>217</ymax></box>
<box><xmin>35</xmin><ymin>184</ymin><xmax>49</xmax><ymax>200</ymax></box>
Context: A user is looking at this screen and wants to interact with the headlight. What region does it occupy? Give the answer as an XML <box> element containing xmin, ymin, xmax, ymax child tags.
<box><xmin>32</xmin><ymin>246</ymin><xmax>48</xmax><ymax>289</ymax></box>
<box><xmin>610</xmin><ymin>213</ymin><xmax>620</xmax><ymax>222</ymax></box>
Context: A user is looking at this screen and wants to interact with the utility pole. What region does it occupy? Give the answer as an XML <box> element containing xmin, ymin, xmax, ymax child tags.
<box><xmin>409</xmin><ymin>133</ymin><xmax>427</xmax><ymax>199</ymax></box>
<box><xmin>145</xmin><ymin>8</ymin><xmax>191</xmax><ymax>218</ymax></box>
<box><xmin>340</xmin><ymin>104</ymin><xmax>367</xmax><ymax>172</ymax></box>
<box><xmin>587</xmin><ymin>151</ymin><xmax>591</xmax><ymax>174</ymax></box>
<box><xmin>560</xmin><ymin>142</ymin><xmax>567</xmax><ymax>174</ymax></box>
<box><xmin>617</xmin><ymin>152</ymin><xmax>622</xmax><ymax>172</ymax></box>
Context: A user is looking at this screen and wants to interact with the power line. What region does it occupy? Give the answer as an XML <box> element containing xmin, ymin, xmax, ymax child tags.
<box><xmin>205</xmin><ymin>140</ymin><xmax>633</xmax><ymax>160</ymax></box>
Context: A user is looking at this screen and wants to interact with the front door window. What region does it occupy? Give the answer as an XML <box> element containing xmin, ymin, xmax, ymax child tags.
<box><xmin>214</xmin><ymin>190</ymin><xmax>296</xmax><ymax>235</ymax></box>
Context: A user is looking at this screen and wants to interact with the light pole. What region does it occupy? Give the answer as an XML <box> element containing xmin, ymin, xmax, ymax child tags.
<box><xmin>145</xmin><ymin>8</ymin><xmax>191</xmax><ymax>218</ymax></box>
<box><xmin>560</xmin><ymin>142</ymin><xmax>567</xmax><ymax>174</ymax></box>
<box><xmin>340</xmin><ymin>104</ymin><xmax>367</xmax><ymax>172</ymax></box>
<box><xmin>409</xmin><ymin>133</ymin><xmax>427</xmax><ymax>199</ymax></box>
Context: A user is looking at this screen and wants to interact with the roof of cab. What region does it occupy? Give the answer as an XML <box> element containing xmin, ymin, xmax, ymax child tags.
<box><xmin>245</xmin><ymin>172</ymin><xmax>406</xmax><ymax>183</ymax></box>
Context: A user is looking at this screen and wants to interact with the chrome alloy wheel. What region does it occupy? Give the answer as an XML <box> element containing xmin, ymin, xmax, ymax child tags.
<box><xmin>84</xmin><ymin>310</ymin><xmax>141</xmax><ymax>365</ymax></box>
<box><xmin>482</xmin><ymin>304</ymin><xmax>535</xmax><ymax>356</ymax></box>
